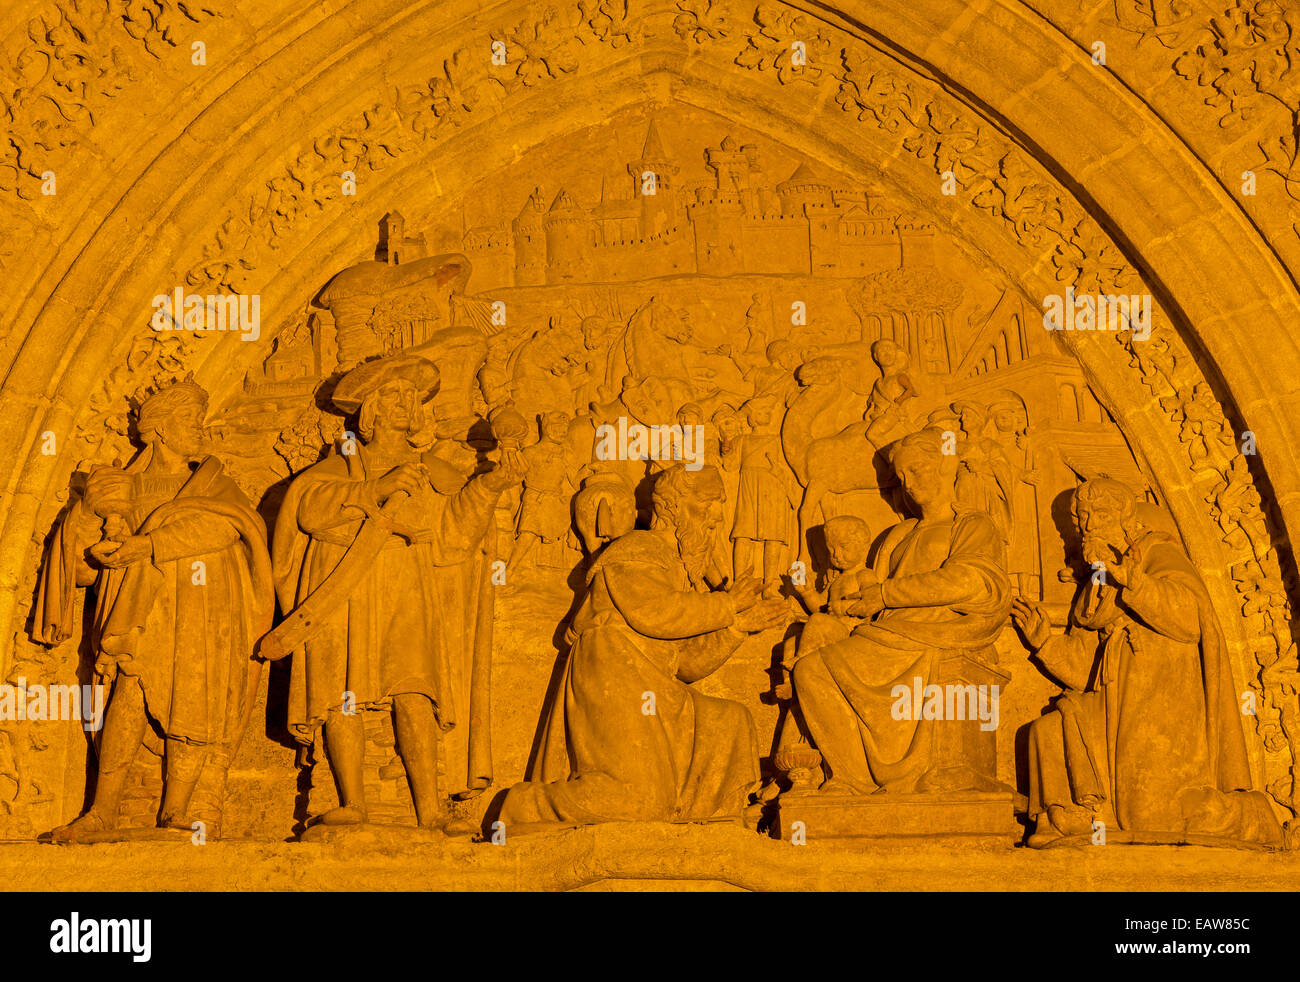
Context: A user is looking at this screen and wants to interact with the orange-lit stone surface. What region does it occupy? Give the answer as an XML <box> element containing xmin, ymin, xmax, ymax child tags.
<box><xmin>3</xmin><ymin>0</ymin><xmax>1300</xmax><ymax>890</ymax></box>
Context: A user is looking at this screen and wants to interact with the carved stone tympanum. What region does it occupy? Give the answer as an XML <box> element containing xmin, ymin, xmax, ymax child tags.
<box><xmin>4</xmin><ymin>0</ymin><xmax>1300</xmax><ymax>892</ymax></box>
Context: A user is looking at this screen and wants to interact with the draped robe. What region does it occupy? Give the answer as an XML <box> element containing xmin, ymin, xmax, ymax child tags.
<box><xmin>1027</xmin><ymin>530</ymin><xmax>1282</xmax><ymax>845</ymax></box>
<box><xmin>792</xmin><ymin>510</ymin><xmax>1010</xmax><ymax>792</ymax></box>
<box><xmin>501</xmin><ymin>529</ymin><xmax>760</xmax><ymax>825</ymax></box>
<box><xmin>34</xmin><ymin>454</ymin><xmax>273</xmax><ymax>750</ymax></box>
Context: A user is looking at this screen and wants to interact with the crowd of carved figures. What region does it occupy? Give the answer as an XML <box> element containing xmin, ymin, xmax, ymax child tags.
<box><xmin>24</xmin><ymin>240</ymin><xmax>1292</xmax><ymax>851</ymax></box>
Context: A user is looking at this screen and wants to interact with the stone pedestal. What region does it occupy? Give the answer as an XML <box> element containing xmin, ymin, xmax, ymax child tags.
<box><xmin>766</xmin><ymin>790</ymin><xmax>1019</xmax><ymax>845</ymax></box>
<box><xmin>11</xmin><ymin>823</ymin><xmax>1300</xmax><ymax>891</ymax></box>
<box><xmin>932</xmin><ymin>651</ymin><xmax>1010</xmax><ymax>790</ymax></box>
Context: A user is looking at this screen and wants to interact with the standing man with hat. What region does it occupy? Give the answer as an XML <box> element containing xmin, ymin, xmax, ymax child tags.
<box><xmin>271</xmin><ymin>353</ymin><xmax>522</xmax><ymax>832</ymax></box>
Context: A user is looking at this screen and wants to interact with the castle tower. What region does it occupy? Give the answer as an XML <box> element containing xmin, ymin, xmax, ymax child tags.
<box><xmin>628</xmin><ymin>119</ymin><xmax>680</xmax><ymax>238</ymax></box>
<box><xmin>511</xmin><ymin>187</ymin><xmax>547</xmax><ymax>286</ymax></box>
<box><xmin>899</xmin><ymin>220</ymin><xmax>938</xmax><ymax>268</ymax></box>
<box><xmin>778</xmin><ymin>162</ymin><xmax>838</xmax><ymax>275</ymax></box>
<box><xmin>544</xmin><ymin>188</ymin><xmax>593</xmax><ymax>283</ymax></box>
<box><xmin>705</xmin><ymin>135</ymin><xmax>752</xmax><ymax>198</ymax></box>
<box><xmin>777</xmin><ymin>161</ymin><xmax>835</xmax><ymax>215</ymax></box>
<box><xmin>379</xmin><ymin>211</ymin><xmax>426</xmax><ymax>264</ymax></box>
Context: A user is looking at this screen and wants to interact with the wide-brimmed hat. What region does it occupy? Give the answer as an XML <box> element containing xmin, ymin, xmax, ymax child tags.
<box><xmin>333</xmin><ymin>353</ymin><xmax>440</xmax><ymax>413</ymax></box>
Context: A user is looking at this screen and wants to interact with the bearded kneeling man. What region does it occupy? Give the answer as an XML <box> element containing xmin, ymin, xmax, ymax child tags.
<box><xmin>500</xmin><ymin>464</ymin><xmax>786</xmax><ymax>828</ymax></box>
<box><xmin>1012</xmin><ymin>478</ymin><xmax>1283</xmax><ymax>848</ymax></box>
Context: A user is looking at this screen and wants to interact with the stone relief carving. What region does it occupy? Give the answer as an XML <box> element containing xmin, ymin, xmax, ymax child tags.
<box><xmin>1016</xmin><ymin>477</ymin><xmax>1283</xmax><ymax>848</ymax></box>
<box><xmin>36</xmin><ymin>378</ymin><xmax>273</xmax><ymax>841</ymax></box>
<box><xmin>267</xmin><ymin>354</ymin><xmax>520</xmax><ymax>835</ymax></box>
<box><xmin>24</xmin><ymin>159</ymin><xmax>1289</xmax><ymax>848</ymax></box>
<box><xmin>4</xmin><ymin>0</ymin><xmax>1299</xmax><ymax>871</ymax></box>
<box><xmin>501</xmin><ymin>463</ymin><xmax>783</xmax><ymax>827</ymax></box>
<box><xmin>0</xmin><ymin>0</ymin><xmax>218</xmax><ymax>200</ymax></box>
<box><xmin>1106</xmin><ymin>0</ymin><xmax>1300</xmax><ymax>234</ymax></box>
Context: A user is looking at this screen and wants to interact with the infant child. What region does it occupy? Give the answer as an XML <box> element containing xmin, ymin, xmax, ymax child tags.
<box><xmin>776</xmin><ymin>515</ymin><xmax>876</xmax><ymax>703</ymax></box>
<box><xmin>796</xmin><ymin>515</ymin><xmax>876</xmax><ymax>624</ymax></box>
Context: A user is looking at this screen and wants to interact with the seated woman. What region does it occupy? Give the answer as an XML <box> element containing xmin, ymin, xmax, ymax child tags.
<box><xmin>790</xmin><ymin>428</ymin><xmax>1011</xmax><ymax>794</ymax></box>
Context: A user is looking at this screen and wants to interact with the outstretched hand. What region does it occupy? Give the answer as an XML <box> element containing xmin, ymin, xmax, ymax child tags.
<box><xmin>1011</xmin><ymin>596</ymin><xmax>1051</xmax><ymax>649</ymax></box>
<box><xmin>734</xmin><ymin>597</ymin><xmax>788</xmax><ymax>634</ymax></box>
<box><xmin>481</xmin><ymin>447</ymin><xmax>527</xmax><ymax>493</ymax></box>
<box><xmin>728</xmin><ymin>575</ymin><xmax>765</xmax><ymax>613</ymax></box>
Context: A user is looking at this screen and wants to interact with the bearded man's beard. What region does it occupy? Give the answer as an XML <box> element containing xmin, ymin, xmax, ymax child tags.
<box><xmin>1080</xmin><ymin>528</ymin><xmax>1125</xmax><ymax>568</ymax></box>
<box><xmin>674</xmin><ymin>514</ymin><xmax>716</xmax><ymax>590</ymax></box>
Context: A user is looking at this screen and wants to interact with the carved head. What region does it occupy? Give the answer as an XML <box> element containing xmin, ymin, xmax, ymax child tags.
<box><xmin>540</xmin><ymin>410</ymin><xmax>570</xmax><ymax>441</ymax></box>
<box><xmin>951</xmin><ymin>400</ymin><xmax>987</xmax><ymax>438</ymax></box>
<box><xmin>742</xmin><ymin>396</ymin><xmax>775</xmax><ymax>428</ymax></box>
<box><xmin>887</xmin><ymin>429</ymin><xmax>958</xmax><ymax>519</ymax></box>
<box><xmin>870</xmin><ymin>338</ymin><xmax>907</xmax><ymax>373</ymax></box>
<box><xmin>581</xmin><ymin>316</ymin><xmax>614</xmax><ymax>351</ymax></box>
<box><xmin>1071</xmin><ymin>478</ymin><xmax>1140</xmax><ymax>567</ymax></box>
<box><xmin>823</xmin><ymin>515</ymin><xmax>871</xmax><ymax>571</ymax></box>
<box><xmin>652</xmin><ymin>464</ymin><xmax>725</xmax><ymax>584</ymax></box>
<box><xmin>988</xmin><ymin>395</ymin><xmax>1028</xmax><ymax>437</ymax></box>
<box><xmin>573</xmin><ymin>473</ymin><xmax>636</xmax><ymax>555</ymax></box>
<box><xmin>766</xmin><ymin>339</ymin><xmax>800</xmax><ymax>371</ymax></box>
<box><xmin>521</xmin><ymin>329</ymin><xmax>571</xmax><ymax>376</ymax></box>
<box><xmin>712</xmin><ymin>404</ymin><xmax>743</xmax><ymax>452</ymax></box>
<box><xmin>334</xmin><ymin>354</ymin><xmax>440</xmax><ymax>444</ymax></box>
<box><xmin>358</xmin><ymin>380</ymin><xmax>424</xmax><ymax>442</ymax></box>
<box><xmin>136</xmin><ymin>377</ymin><xmax>209</xmax><ymax>459</ymax></box>
<box><xmin>675</xmin><ymin>402</ymin><xmax>704</xmax><ymax>429</ymax></box>
<box><xmin>925</xmin><ymin>406</ymin><xmax>961</xmax><ymax>435</ymax></box>
<box><xmin>647</xmin><ymin>299</ymin><xmax>692</xmax><ymax>343</ymax></box>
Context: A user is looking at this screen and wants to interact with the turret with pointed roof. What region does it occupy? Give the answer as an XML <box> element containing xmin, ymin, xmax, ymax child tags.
<box><xmin>778</xmin><ymin>160</ymin><xmax>835</xmax><ymax>214</ymax></box>
<box><xmin>628</xmin><ymin>118</ymin><xmax>680</xmax><ymax>186</ymax></box>
<box><xmin>544</xmin><ymin>187</ymin><xmax>593</xmax><ymax>283</ymax></box>
<box><xmin>512</xmin><ymin>186</ymin><xmax>548</xmax><ymax>286</ymax></box>
<box><xmin>625</xmin><ymin>118</ymin><xmax>680</xmax><ymax>238</ymax></box>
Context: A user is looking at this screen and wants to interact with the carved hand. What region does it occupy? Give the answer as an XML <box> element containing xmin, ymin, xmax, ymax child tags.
<box><xmin>846</xmin><ymin>591</ymin><xmax>884</xmax><ymax>619</ymax></box>
<box><xmin>1011</xmin><ymin>596</ymin><xmax>1051</xmax><ymax>650</ymax></box>
<box><xmin>88</xmin><ymin>534</ymin><xmax>152</xmax><ymax>568</ymax></box>
<box><xmin>795</xmin><ymin>584</ymin><xmax>823</xmax><ymax>614</ymax></box>
<box><xmin>1107</xmin><ymin>539</ymin><xmax>1144</xmax><ymax>590</ymax></box>
<box><xmin>374</xmin><ymin>463</ymin><xmax>429</xmax><ymax>503</ymax></box>
<box><xmin>93</xmin><ymin>652</ymin><xmax>117</xmax><ymax>682</ymax></box>
<box><xmin>828</xmin><ymin>593</ymin><xmax>857</xmax><ymax>617</ymax></box>
<box><xmin>728</xmin><ymin>575</ymin><xmax>765</xmax><ymax>613</ymax></box>
<box><xmin>481</xmin><ymin>447</ymin><xmax>526</xmax><ymax>493</ymax></box>
<box><xmin>84</xmin><ymin>469</ymin><xmax>133</xmax><ymax>517</ymax></box>
<box><xmin>734</xmin><ymin>597</ymin><xmax>787</xmax><ymax>634</ymax></box>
